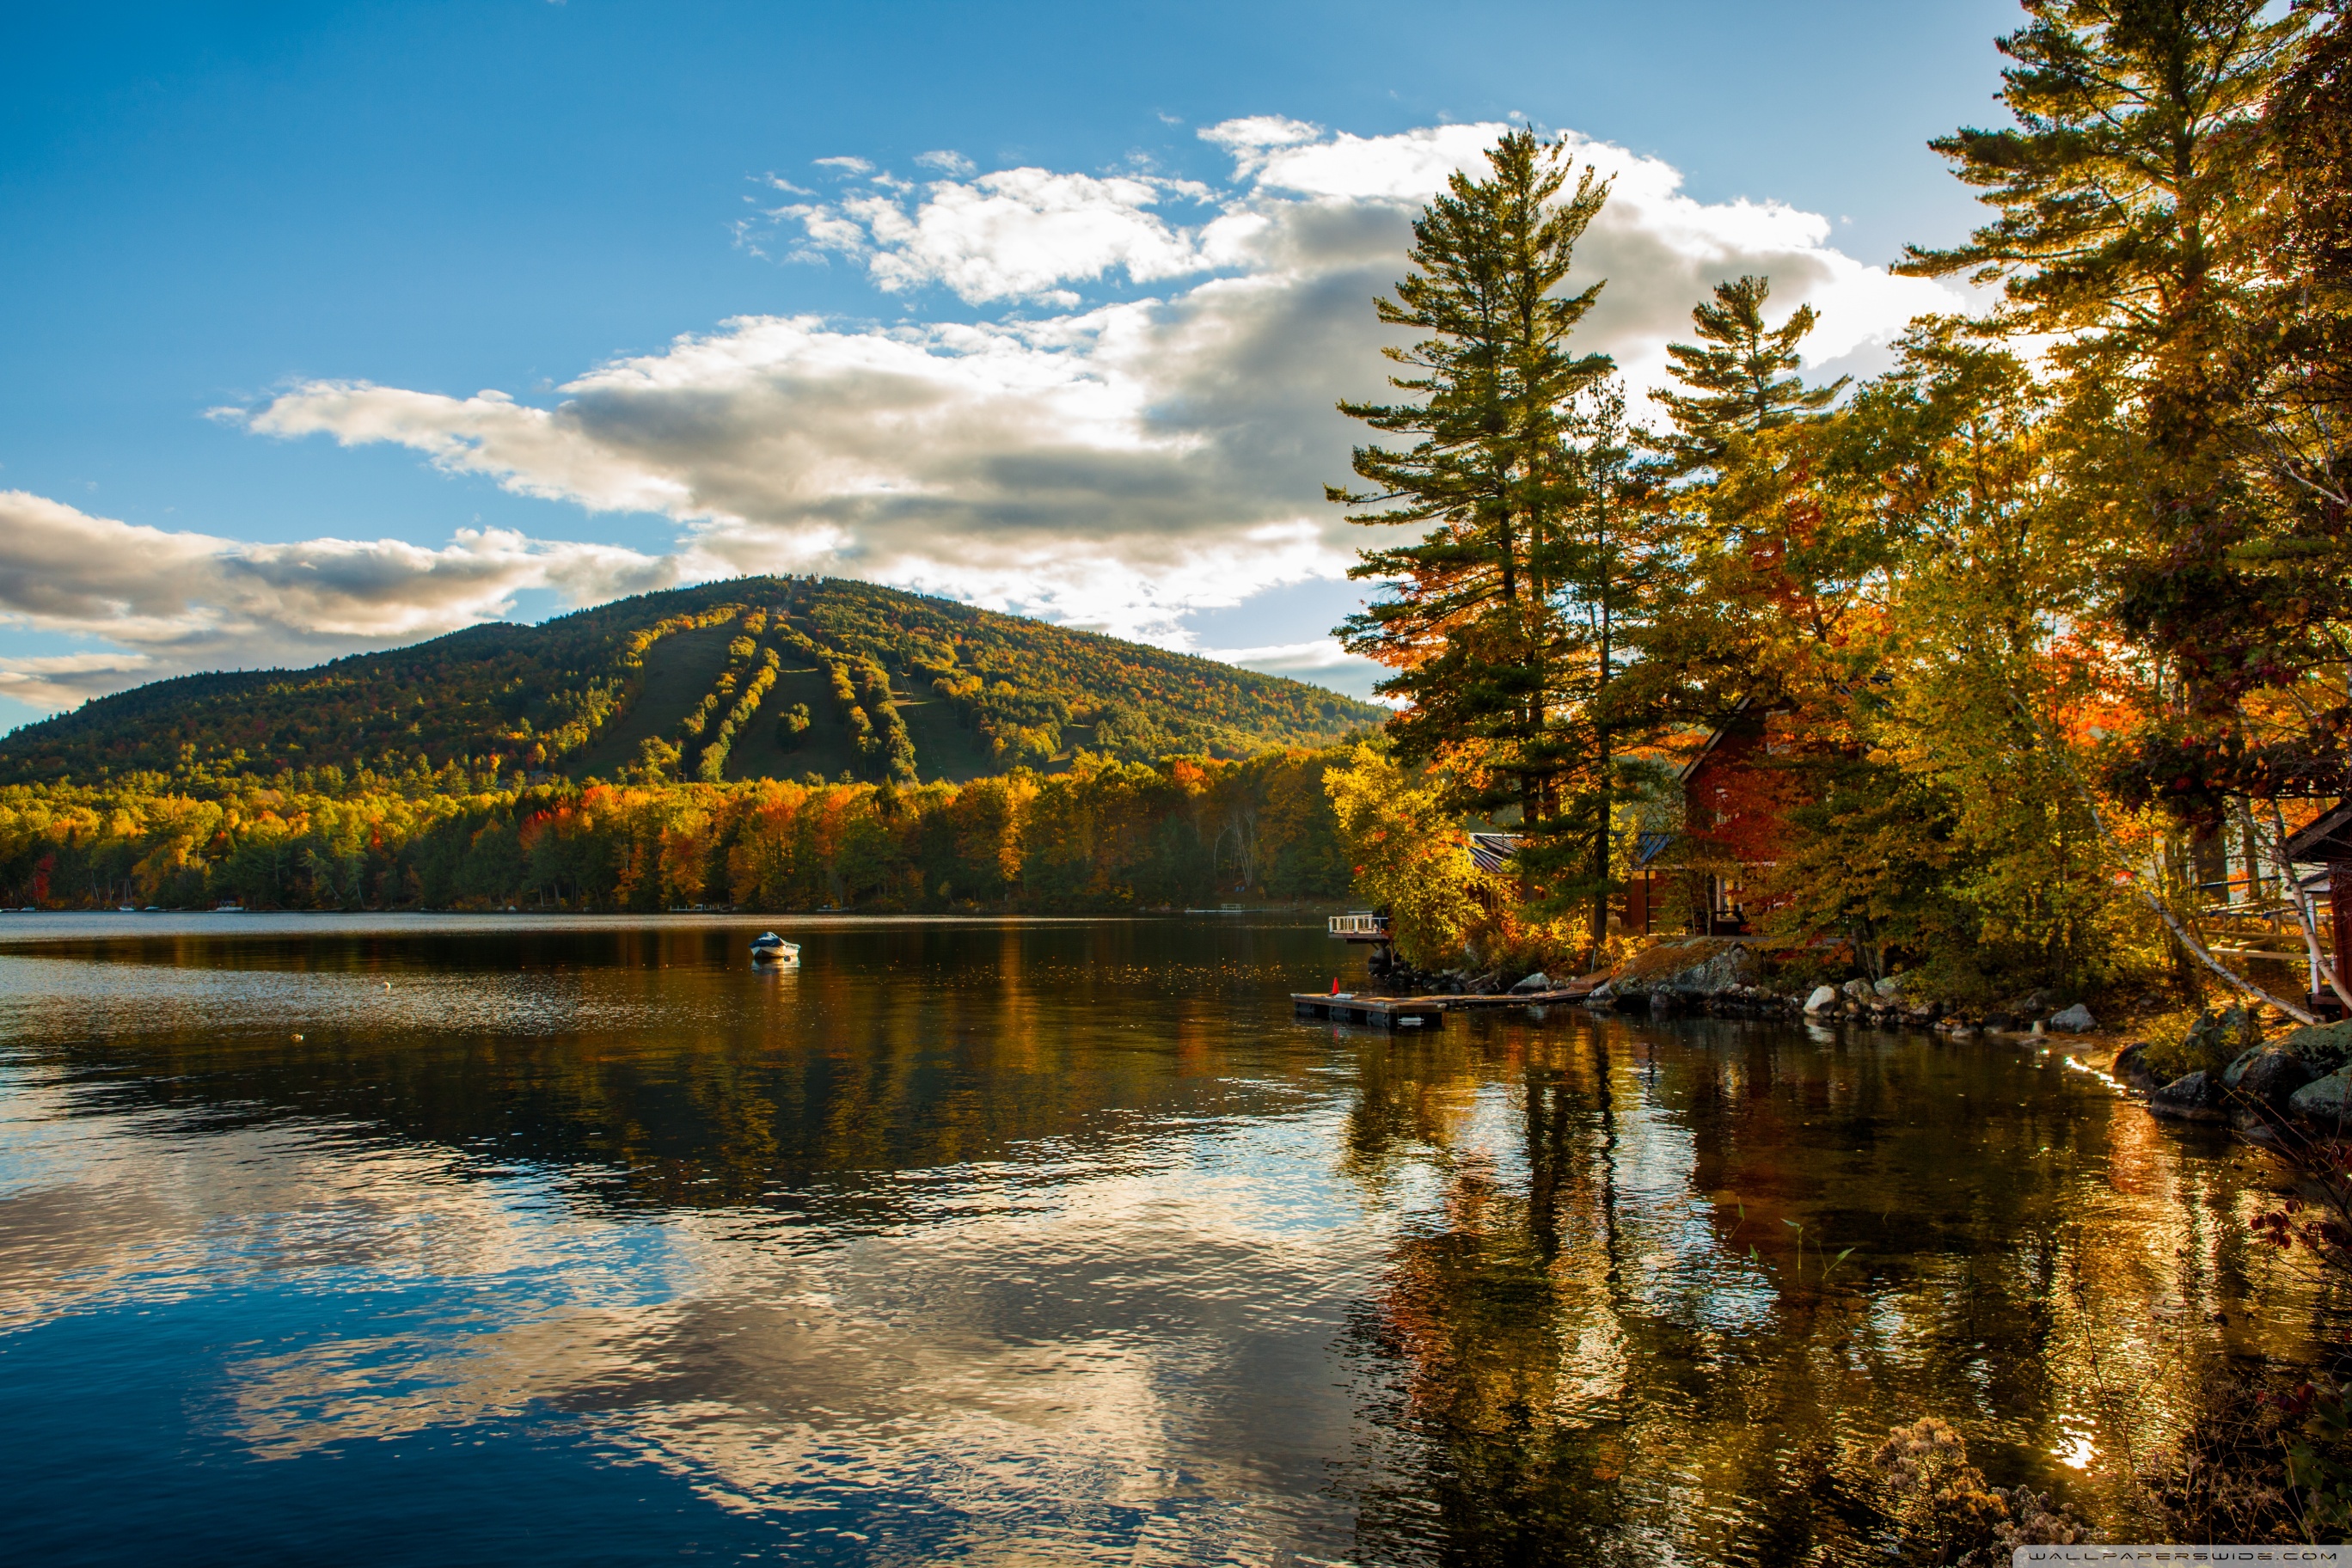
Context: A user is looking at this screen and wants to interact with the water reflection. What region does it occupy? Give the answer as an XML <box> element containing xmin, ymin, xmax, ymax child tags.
<box><xmin>1333</xmin><ymin>1020</ymin><xmax>2323</xmax><ymax>1565</ymax></box>
<box><xmin>0</xmin><ymin>915</ymin><xmax>2327</xmax><ymax>1565</ymax></box>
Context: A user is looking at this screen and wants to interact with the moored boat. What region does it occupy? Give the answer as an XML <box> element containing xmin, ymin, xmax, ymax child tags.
<box><xmin>749</xmin><ymin>931</ymin><xmax>799</xmax><ymax>965</ymax></box>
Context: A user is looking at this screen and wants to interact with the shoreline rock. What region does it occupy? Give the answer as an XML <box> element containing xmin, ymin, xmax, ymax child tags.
<box><xmin>2149</xmin><ymin>1069</ymin><xmax>2228</xmax><ymax>1123</ymax></box>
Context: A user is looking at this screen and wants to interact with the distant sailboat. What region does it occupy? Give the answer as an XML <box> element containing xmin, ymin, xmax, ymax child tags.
<box><xmin>749</xmin><ymin>931</ymin><xmax>799</xmax><ymax>965</ymax></box>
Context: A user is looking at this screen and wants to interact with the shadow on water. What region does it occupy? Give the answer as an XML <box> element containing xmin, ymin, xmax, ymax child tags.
<box><xmin>0</xmin><ymin>915</ymin><xmax>2331</xmax><ymax>1565</ymax></box>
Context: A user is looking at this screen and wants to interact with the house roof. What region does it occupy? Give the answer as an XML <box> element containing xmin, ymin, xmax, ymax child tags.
<box><xmin>1467</xmin><ymin>831</ymin><xmax>1522</xmax><ymax>875</ymax></box>
<box><xmin>1677</xmin><ymin>697</ymin><xmax>1755</xmax><ymax>784</ymax></box>
<box><xmin>2285</xmin><ymin>799</ymin><xmax>2352</xmax><ymax>863</ymax></box>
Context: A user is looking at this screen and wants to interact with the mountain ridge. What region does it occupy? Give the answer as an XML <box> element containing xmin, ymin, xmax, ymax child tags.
<box><xmin>0</xmin><ymin>577</ymin><xmax>1383</xmax><ymax>786</ymax></box>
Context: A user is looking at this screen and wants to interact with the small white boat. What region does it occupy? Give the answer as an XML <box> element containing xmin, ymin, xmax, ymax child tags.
<box><xmin>749</xmin><ymin>931</ymin><xmax>799</xmax><ymax>965</ymax></box>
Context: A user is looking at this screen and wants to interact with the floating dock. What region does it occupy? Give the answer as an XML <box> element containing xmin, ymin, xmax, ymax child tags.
<box><xmin>1290</xmin><ymin>988</ymin><xmax>1594</xmax><ymax>1029</ymax></box>
<box><xmin>1292</xmin><ymin>994</ymin><xmax>1447</xmax><ymax>1027</ymax></box>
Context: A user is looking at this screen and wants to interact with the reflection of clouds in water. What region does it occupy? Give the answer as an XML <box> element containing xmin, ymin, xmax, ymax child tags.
<box><xmin>7</xmin><ymin>1063</ymin><xmax>1372</xmax><ymax>1563</ymax></box>
<box><xmin>0</xmin><ymin>1108</ymin><xmax>676</xmax><ymax>1337</ymax></box>
<box><xmin>3</xmin><ymin>916</ymin><xmax>2322</xmax><ymax>1563</ymax></box>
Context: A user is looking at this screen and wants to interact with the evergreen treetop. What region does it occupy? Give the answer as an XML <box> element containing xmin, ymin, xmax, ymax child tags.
<box><xmin>1896</xmin><ymin>0</ymin><xmax>2305</xmax><ymax>382</ymax></box>
<box><xmin>1648</xmin><ymin>274</ymin><xmax>1847</xmax><ymax>475</ymax></box>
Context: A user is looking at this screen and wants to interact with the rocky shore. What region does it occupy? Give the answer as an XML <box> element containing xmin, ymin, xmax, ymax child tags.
<box><xmin>1371</xmin><ymin>934</ymin><xmax>2351</xmax><ymax>1139</ymax></box>
<box><xmin>2111</xmin><ymin>1012</ymin><xmax>2352</xmax><ymax>1136</ymax></box>
<box><xmin>1382</xmin><ymin>936</ymin><xmax>2091</xmax><ymax>1033</ymax></box>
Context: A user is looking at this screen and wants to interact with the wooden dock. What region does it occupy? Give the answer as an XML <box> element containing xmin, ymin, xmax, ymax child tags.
<box><xmin>1290</xmin><ymin>987</ymin><xmax>1595</xmax><ymax>1029</ymax></box>
<box><xmin>1292</xmin><ymin>994</ymin><xmax>1447</xmax><ymax>1027</ymax></box>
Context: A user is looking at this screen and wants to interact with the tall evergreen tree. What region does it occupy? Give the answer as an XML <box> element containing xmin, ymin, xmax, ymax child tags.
<box><xmin>1620</xmin><ymin>274</ymin><xmax>1863</xmax><ymax>726</ymax></box>
<box><xmin>1519</xmin><ymin>380</ymin><xmax>1673</xmax><ymax>956</ymax></box>
<box><xmin>1648</xmin><ymin>275</ymin><xmax>1847</xmax><ymax>475</ymax></box>
<box><xmin>2098</xmin><ymin>2</ymin><xmax>2352</xmax><ymax>981</ymax></box>
<box><xmin>1332</xmin><ymin>131</ymin><xmax>1614</xmax><ymax>829</ymax></box>
<box><xmin>1896</xmin><ymin>0</ymin><xmax>2304</xmax><ymax>437</ymax></box>
<box><xmin>1901</xmin><ymin>0</ymin><xmax>2342</xmax><ymax>1015</ymax></box>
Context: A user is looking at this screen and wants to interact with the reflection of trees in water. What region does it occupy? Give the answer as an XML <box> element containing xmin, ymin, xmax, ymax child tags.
<box><xmin>12</xmin><ymin>919</ymin><xmax>1332</xmax><ymax>1218</ymax></box>
<box><xmin>1334</xmin><ymin>1019</ymin><xmax>2322</xmax><ymax>1565</ymax></box>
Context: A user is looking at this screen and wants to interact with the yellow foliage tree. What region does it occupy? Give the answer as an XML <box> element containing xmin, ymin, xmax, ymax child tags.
<box><xmin>1323</xmin><ymin>746</ymin><xmax>1497</xmax><ymax>968</ymax></box>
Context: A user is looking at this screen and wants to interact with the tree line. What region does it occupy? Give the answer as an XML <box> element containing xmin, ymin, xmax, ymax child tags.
<box><xmin>0</xmin><ymin>749</ymin><xmax>1353</xmax><ymax>914</ymax></box>
<box><xmin>1326</xmin><ymin>0</ymin><xmax>2352</xmax><ymax>1014</ymax></box>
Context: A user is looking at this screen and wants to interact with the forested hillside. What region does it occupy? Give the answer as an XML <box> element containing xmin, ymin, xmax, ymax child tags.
<box><xmin>0</xmin><ymin>577</ymin><xmax>1381</xmax><ymax>787</ymax></box>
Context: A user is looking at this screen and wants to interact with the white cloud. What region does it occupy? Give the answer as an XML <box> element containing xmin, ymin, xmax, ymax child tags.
<box><xmin>780</xmin><ymin>168</ymin><xmax>1215</xmax><ymax>304</ymax></box>
<box><xmin>34</xmin><ymin>117</ymin><xmax>1964</xmax><ymax>710</ymax></box>
<box><xmin>0</xmin><ymin>490</ymin><xmax>674</xmax><ymax>708</ymax></box>
<box><xmin>1196</xmin><ymin>637</ymin><xmax>1395</xmax><ymax>705</ymax></box>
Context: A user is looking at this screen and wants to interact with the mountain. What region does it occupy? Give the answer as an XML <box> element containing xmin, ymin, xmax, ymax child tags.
<box><xmin>0</xmin><ymin>577</ymin><xmax>1385</xmax><ymax>787</ymax></box>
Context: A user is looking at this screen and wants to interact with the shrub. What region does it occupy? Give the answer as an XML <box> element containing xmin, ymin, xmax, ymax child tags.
<box><xmin>1869</xmin><ymin>1418</ymin><xmax>2090</xmax><ymax>1565</ymax></box>
<box><xmin>2144</xmin><ymin>1005</ymin><xmax>2263</xmax><ymax>1082</ymax></box>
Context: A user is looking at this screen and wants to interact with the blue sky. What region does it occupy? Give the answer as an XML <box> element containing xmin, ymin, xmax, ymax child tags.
<box><xmin>0</xmin><ymin>0</ymin><xmax>2017</xmax><ymax>730</ymax></box>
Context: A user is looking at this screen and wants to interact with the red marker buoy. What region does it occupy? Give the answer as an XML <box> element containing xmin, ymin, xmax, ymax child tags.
<box><xmin>1330</xmin><ymin>977</ymin><xmax>1340</xmax><ymax>995</ymax></box>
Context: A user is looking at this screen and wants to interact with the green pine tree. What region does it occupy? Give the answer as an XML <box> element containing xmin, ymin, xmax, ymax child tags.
<box><xmin>1648</xmin><ymin>275</ymin><xmax>1846</xmax><ymax>475</ymax></box>
<box><xmin>1896</xmin><ymin>0</ymin><xmax>2304</xmax><ymax>431</ymax></box>
<box><xmin>1332</xmin><ymin>129</ymin><xmax>1614</xmax><ymax>829</ymax></box>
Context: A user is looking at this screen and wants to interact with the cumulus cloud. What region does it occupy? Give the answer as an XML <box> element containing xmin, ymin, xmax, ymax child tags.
<box><xmin>33</xmin><ymin>117</ymin><xmax>1964</xmax><ymax>712</ymax></box>
<box><xmin>0</xmin><ymin>490</ymin><xmax>674</xmax><ymax>708</ymax></box>
<box><xmin>251</xmin><ymin>120</ymin><xmax>1957</xmax><ymax>633</ymax></box>
<box><xmin>774</xmin><ymin>168</ymin><xmax>1216</xmax><ymax>304</ymax></box>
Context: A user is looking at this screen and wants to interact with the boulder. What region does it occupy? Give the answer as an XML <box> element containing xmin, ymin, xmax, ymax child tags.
<box><xmin>1646</xmin><ymin>943</ymin><xmax>1755</xmax><ymax>996</ymax></box>
<box><xmin>1804</xmin><ymin>984</ymin><xmax>1840</xmax><ymax>1014</ymax></box>
<box><xmin>1510</xmin><ymin>971</ymin><xmax>1553</xmax><ymax>994</ymax></box>
<box><xmin>2222</xmin><ymin>1045</ymin><xmax>2318</xmax><ymax>1114</ymax></box>
<box><xmin>2049</xmin><ymin>1003</ymin><xmax>2098</xmax><ymax>1034</ymax></box>
<box><xmin>1842</xmin><ymin>978</ymin><xmax>1875</xmax><ymax>1001</ymax></box>
<box><xmin>2111</xmin><ymin>1042</ymin><xmax>2159</xmax><ymax>1092</ymax></box>
<box><xmin>2281</xmin><ymin>1020</ymin><xmax>2352</xmax><ymax>1075</ymax></box>
<box><xmin>2149</xmin><ymin>1070</ymin><xmax>2228</xmax><ymax>1123</ymax></box>
<box><xmin>2289</xmin><ymin>1070</ymin><xmax>2351</xmax><ymax>1123</ymax></box>
<box><xmin>1874</xmin><ymin>975</ymin><xmax>1904</xmax><ymax>999</ymax></box>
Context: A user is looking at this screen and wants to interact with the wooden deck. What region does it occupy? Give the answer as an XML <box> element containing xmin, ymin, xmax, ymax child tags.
<box><xmin>1292</xmin><ymin>994</ymin><xmax>1447</xmax><ymax>1027</ymax></box>
<box><xmin>1290</xmin><ymin>987</ymin><xmax>1595</xmax><ymax>1028</ymax></box>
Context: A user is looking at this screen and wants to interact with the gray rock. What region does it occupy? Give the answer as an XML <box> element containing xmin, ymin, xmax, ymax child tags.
<box><xmin>2282</xmin><ymin>1020</ymin><xmax>2352</xmax><ymax>1075</ymax></box>
<box><xmin>1842</xmin><ymin>978</ymin><xmax>1875</xmax><ymax>1001</ymax></box>
<box><xmin>2150</xmin><ymin>1070</ymin><xmax>2228</xmax><ymax>1123</ymax></box>
<box><xmin>1510</xmin><ymin>971</ymin><xmax>1552</xmax><ymax>994</ymax></box>
<box><xmin>1874</xmin><ymin>975</ymin><xmax>1904</xmax><ymax>999</ymax></box>
<box><xmin>2112</xmin><ymin>1042</ymin><xmax>2159</xmax><ymax>1092</ymax></box>
<box><xmin>2049</xmin><ymin>1003</ymin><xmax>2097</xmax><ymax>1033</ymax></box>
<box><xmin>1804</xmin><ymin>983</ymin><xmax>1840</xmax><ymax>1014</ymax></box>
<box><xmin>1649</xmin><ymin>943</ymin><xmax>1756</xmax><ymax>997</ymax></box>
<box><xmin>2223</xmin><ymin>1045</ymin><xmax>2317</xmax><ymax>1113</ymax></box>
<box><xmin>2289</xmin><ymin>1069</ymin><xmax>2351</xmax><ymax>1122</ymax></box>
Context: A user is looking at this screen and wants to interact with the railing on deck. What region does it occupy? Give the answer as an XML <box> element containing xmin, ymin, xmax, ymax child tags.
<box><xmin>1329</xmin><ymin>913</ymin><xmax>1390</xmax><ymax>940</ymax></box>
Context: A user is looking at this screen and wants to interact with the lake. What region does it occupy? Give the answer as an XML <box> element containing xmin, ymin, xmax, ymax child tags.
<box><xmin>0</xmin><ymin>913</ymin><xmax>2322</xmax><ymax>1565</ymax></box>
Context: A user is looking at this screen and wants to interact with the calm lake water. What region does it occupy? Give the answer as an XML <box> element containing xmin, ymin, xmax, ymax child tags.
<box><xmin>0</xmin><ymin>914</ymin><xmax>2325</xmax><ymax>1565</ymax></box>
